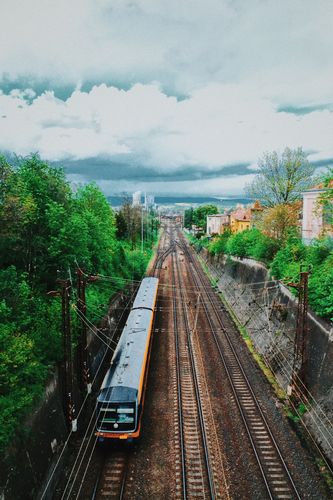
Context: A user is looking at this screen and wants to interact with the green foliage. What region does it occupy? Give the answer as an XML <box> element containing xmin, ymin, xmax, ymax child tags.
<box><xmin>193</xmin><ymin>204</ymin><xmax>218</xmax><ymax>231</ymax></box>
<box><xmin>184</xmin><ymin>207</ymin><xmax>194</xmax><ymax>229</ymax></box>
<box><xmin>270</xmin><ymin>236</ymin><xmax>307</xmax><ymax>281</ymax></box>
<box><xmin>205</xmin><ymin>223</ymin><xmax>333</xmax><ymax>321</ymax></box>
<box><xmin>208</xmin><ymin>230</ymin><xmax>231</xmax><ymax>255</ymax></box>
<box><xmin>0</xmin><ymin>155</ymin><xmax>158</xmax><ymax>455</ymax></box>
<box><xmin>308</xmin><ymin>255</ymin><xmax>333</xmax><ymax>320</ymax></box>
<box><xmin>225</xmin><ymin>231</ymin><xmax>249</xmax><ymax>258</ymax></box>
<box><xmin>188</xmin><ymin>234</ymin><xmax>210</xmax><ymax>252</ymax></box>
<box><xmin>285</xmin><ymin>402</ymin><xmax>308</xmax><ymax>423</ymax></box>
<box><xmin>210</xmin><ymin>228</ymin><xmax>280</xmax><ymax>263</ymax></box>
<box><xmin>184</xmin><ymin>204</ymin><xmax>218</xmax><ymax>231</ymax></box>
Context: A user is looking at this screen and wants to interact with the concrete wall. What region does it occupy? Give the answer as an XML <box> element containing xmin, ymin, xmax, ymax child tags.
<box><xmin>201</xmin><ymin>249</ymin><xmax>333</xmax><ymax>463</ymax></box>
<box><xmin>0</xmin><ymin>290</ymin><xmax>130</xmax><ymax>500</ymax></box>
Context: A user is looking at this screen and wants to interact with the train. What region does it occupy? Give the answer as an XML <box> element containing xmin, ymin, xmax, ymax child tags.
<box><xmin>96</xmin><ymin>277</ymin><xmax>159</xmax><ymax>440</ymax></box>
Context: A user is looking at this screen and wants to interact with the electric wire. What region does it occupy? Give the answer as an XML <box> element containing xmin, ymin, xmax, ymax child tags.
<box><xmin>186</xmin><ymin>238</ymin><xmax>333</xmax><ymax>475</ymax></box>
<box><xmin>197</xmin><ymin>252</ymin><xmax>333</xmax><ymax>460</ymax></box>
<box><xmin>40</xmin><ymin>287</ymin><xmax>137</xmax><ymax>499</ymax></box>
<box><xmin>201</xmin><ymin>251</ymin><xmax>333</xmax><ymax>436</ymax></box>
<box><xmin>59</xmin><ymin>286</ymin><xmax>139</xmax><ymax>499</ymax></box>
<box><xmin>221</xmin><ymin>280</ymin><xmax>333</xmax><ymax>436</ymax></box>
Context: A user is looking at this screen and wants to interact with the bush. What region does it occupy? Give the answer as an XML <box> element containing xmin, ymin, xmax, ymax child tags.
<box><xmin>205</xmin><ymin>226</ymin><xmax>333</xmax><ymax>322</ymax></box>
<box><xmin>208</xmin><ymin>231</ymin><xmax>231</xmax><ymax>255</ymax></box>
<box><xmin>308</xmin><ymin>255</ymin><xmax>333</xmax><ymax>320</ymax></box>
<box><xmin>270</xmin><ymin>236</ymin><xmax>307</xmax><ymax>281</ymax></box>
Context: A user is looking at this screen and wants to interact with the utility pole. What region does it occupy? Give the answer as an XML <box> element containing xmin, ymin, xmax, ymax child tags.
<box><xmin>287</xmin><ymin>265</ymin><xmax>311</xmax><ymax>398</ymax></box>
<box><xmin>77</xmin><ymin>269</ymin><xmax>90</xmax><ymax>395</ymax></box>
<box><xmin>141</xmin><ymin>206</ymin><xmax>144</xmax><ymax>253</ymax></box>
<box><xmin>76</xmin><ymin>269</ymin><xmax>98</xmax><ymax>395</ymax></box>
<box><xmin>48</xmin><ymin>279</ymin><xmax>77</xmax><ymax>432</ymax></box>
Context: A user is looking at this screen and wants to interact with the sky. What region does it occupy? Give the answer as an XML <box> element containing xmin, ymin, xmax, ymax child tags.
<box><xmin>0</xmin><ymin>0</ymin><xmax>332</xmax><ymax>196</ymax></box>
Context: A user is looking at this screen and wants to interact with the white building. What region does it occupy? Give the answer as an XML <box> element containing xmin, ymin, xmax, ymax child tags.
<box><xmin>207</xmin><ymin>213</ymin><xmax>230</xmax><ymax>236</ymax></box>
<box><xmin>132</xmin><ymin>190</ymin><xmax>142</xmax><ymax>206</ymax></box>
<box><xmin>302</xmin><ymin>184</ymin><xmax>333</xmax><ymax>244</ymax></box>
<box><xmin>144</xmin><ymin>193</ymin><xmax>155</xmax><ymax>209</ymax></box>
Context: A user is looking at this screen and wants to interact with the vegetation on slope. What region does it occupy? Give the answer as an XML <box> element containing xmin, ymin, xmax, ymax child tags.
<box><xmin>0</xmin><ymin>154</ymin><xmax>158</xmax><ymax>454</ymax></box>
<box><xmin>189</xmin><ymin>230</ymin><xmax>333</xmax><ymax>322</ymax></box>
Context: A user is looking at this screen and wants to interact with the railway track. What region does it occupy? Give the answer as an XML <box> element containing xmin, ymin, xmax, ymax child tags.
<box><xmin>54</xmin><ymin>243</ymin><xmax>172</xmax><ymax>500</ymax></box>
<box><xmin>171</xmin><ymin>240</ymin><xmax>221</xmax><ymax>499</ymax></box>
<box><xmin>92</xmin><ymin>448</ymin><xmax>128</xmax><ymax>500</ymax></box>
<box><xmin>177</xmin><ymin>232</ymin><xmax>301</xmax><ymax>500</ymax></box>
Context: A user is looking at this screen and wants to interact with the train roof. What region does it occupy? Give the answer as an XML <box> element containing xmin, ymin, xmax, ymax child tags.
<box><xmin>98</xmin><ymin>278</ymin><xmax>158</xmax><ymax>403</ymax></box>
<box><xmin>98</xmin><ymin>308</ymin><xmax>153</xmax><ymax>401</ymax></box>
<box><xmin>98</xmin><ymin>278</ymin><xmax>158</xmax><ymax>402</ymax></box>
<box><xmin>132</xmin><ymin>277</ymin><xmax>158</xmax><ymax>311</ymax></box>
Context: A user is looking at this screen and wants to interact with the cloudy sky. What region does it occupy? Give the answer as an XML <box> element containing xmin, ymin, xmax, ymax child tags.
<box><xmin>0</xmin><ymin>0</ymin><xmax>332</xmax><ymax>196</ymax></box>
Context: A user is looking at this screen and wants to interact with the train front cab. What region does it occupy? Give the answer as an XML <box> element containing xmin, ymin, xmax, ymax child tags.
<box><xmin>96</xmin><ymin>386</ymin><xmax>139</xmax><ymax>440</ymax></box>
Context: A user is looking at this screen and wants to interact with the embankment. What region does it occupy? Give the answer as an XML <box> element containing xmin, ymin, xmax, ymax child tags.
<box><xmin>200</xmin><ymin>249</ymin><xmax>333</xmax><ymax>463</ymax></box>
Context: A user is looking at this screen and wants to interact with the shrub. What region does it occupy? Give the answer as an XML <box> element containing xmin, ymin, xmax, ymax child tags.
<box><xmin>270</xmin><ymin>236</ymin><xmax>307</xmax><ymax>281</ymax></box>
<box><xmin>208</xmin><ymin>231</ymin><xmax>231</xmax><ymax>255</ymax></box>
<box><xmin>308</xmin><ymin>255</ymin><xmax>333</xmax><ymax>320</ymax></box>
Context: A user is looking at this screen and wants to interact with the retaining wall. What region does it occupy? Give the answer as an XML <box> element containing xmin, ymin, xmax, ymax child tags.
<box><xmin>201</xmin><ymin>249</ymin><xmax>333</xmax><ymax>463</ymax></box>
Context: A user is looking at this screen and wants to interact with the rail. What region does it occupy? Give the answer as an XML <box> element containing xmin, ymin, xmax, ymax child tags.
<box><xmin>178</xmin><ymin>232</ymin><xmax>301</xmax><ymax>500</ymax></box>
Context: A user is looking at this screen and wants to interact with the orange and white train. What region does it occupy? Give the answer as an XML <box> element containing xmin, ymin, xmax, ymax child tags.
<box><xmin>96</xmin><ymin>277</ymin><xmax>159</xmax><ymax>440</ymax></box>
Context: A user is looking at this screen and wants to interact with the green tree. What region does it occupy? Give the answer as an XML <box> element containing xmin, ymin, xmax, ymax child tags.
<box><xmin>193</xmin><ymin>204</ymin><xmax>218</xmax><ymax>231</ymax></box>
<box><xmin>246</xmin><ymin>147</ymin><xmax>315</xmax><ymax>206</ymax></box>
<box><xmin>318</xmin><ymin>168</ymin><xmax>333</xmax><ymax>226</ymax></box>
<box><xmin>308</xmin><ymin>255</ymin><xmax>333</xmax><ymax>320</ymax></box>
<box><xmin>184</xmin><ymin>207</ymin><xmax>194</xmax><ymax>229</ymax></box>
<box><xmin>0</xmin><ymin>154</ymin><xmax>159</xmax><ymax>455</ymax></box>
<box><xmin>270</xmin><ymin>236</ymin><xmax>307</xmax><ymax>282</ymax></box>
<box><xmin>208</xmin><ymin>230</ymin><xmax>231</xmax><ymax>255</ymax></box>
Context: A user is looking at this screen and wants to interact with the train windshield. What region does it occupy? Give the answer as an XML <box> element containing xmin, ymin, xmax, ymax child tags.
<box><xmin>97</xmin><ymin>402</ymin><xmax>136</xmax><ymax>432</ymax></box>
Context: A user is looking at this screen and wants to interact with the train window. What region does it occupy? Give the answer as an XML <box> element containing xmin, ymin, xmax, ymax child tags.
<box><xmin>97</xmin><ymin>402</ymin><xmax>136</xmax><ymax>431</ymax></box>
<box><xmin>118</xmin><ymin>415</ymin><xmax>134</xmax><ymax>423</ymax></box>
<box><xmin>117</xmin><ymin>408</ymin><xmax>134</xmax><ymax>414</ymax></box>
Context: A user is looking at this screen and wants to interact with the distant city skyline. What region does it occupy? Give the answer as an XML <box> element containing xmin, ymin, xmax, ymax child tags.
<box><xmin>0</xmin><ymin>1</ymin><xmax>332</xmax><ymax>196</ymax></box>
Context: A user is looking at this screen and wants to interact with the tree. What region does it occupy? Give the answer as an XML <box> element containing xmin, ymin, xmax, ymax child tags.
<box><xmin>193</xmin><ymin>204</ymin><xmax>218</xmax><ymax>231</ymax></box>
<box><xmin>246</xmin><ymin>147</ymin><xmax>315</xmax><ymax>207</ymax></box>
<box><xmin>318</xmin><ymin>168</ymin><xmax>333</xmax><ymax>226</ymax></box>
<box><xmin>184</xmin><ymin>207</ymin><xmax>194</xmax><ymax>229</ymax></box>
<box><xmin>257</xmin><ymin>201</ymin><xmax>301</xmax><ymax>242</ymax></box>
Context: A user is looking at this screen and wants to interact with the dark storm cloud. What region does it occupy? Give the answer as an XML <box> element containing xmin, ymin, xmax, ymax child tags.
<box><xmin>310</xmin><ymin>158</ymin><xmax>333</xmax><ymax>168</ymax></box>
<box><xmin>55</xmin><ymin>158</ymin><xmax>253</xmax><ymax>183</ymax></box>
<box><xmin>278</xmin><ymin>103</ymin><xmax>333</xmax><ymax>115</ymax></box>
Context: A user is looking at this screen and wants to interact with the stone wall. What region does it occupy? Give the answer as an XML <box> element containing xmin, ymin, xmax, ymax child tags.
<box><xmin>201</xmin><ymin>249</ymin><xmax>333</xmax><ymax>463</ymax></box>
<box><xmin>0</xmin><ymin>290</ymin><xmax>130</xmax><ymax>500</ymax></box>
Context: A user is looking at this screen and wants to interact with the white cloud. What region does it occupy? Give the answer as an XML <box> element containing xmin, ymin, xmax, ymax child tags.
<box><xmin>1</xmin><ymin>0</ymin><xmax>333</xmax><ymax>194</ymax></box>
<box><xmin>0</xmin><ymin>82</ymin><xmax>332</xmax><ymax>195</ymax></box>
<box><xmin>0</xmin><ymin>0</ymin><xmax>333</xmax><ymax>106</ymax></box>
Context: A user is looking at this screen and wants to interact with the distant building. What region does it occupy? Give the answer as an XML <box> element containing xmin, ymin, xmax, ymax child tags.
<box><xmin>132</xmin><ymin>190</ymin><xmax>142</xmax><ymax>206</ymax></box>
<box><xmin>144</xmin><ymin>193</ymin><xmax>155</xmax><ymax>209</ymax></box>
<box><xmin>302</xmin><ymin>181</ymin><xmax>333</xmax><ymax>245</ymax></box>
<box><xmin>207</xmin><ymin>211</ymin><xmax>230</xmax><ymax>236</ymax></box>
<box><xmin>230</xmin><ymin>200</ymin><xmax>263</xmax><ymax>234</ymax></box>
